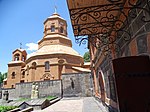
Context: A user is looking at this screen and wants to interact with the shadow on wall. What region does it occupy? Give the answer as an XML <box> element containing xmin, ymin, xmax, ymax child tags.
<box><xmin>62</xmin><ymin>72</ymin><xmax>92</xmax><ymax>97</ymax></box>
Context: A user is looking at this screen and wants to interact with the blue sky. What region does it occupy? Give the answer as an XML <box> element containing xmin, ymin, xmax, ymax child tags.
<box><xmin>0</xmin><ymin>0</ymin><xmax>88</xmax><ymax>73</ymax></box>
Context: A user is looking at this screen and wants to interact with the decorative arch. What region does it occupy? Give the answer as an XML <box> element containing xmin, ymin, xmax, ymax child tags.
<box><xmin>40</xmin><ymin>73</ymin><xmax>54</xmax><ymax>80</ymax></box>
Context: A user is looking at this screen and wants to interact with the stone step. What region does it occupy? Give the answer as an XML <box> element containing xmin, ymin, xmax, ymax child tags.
<box><xmin>50</xmin><ymin>97</ymin><xmax>61</xmax><ymax>104</ymax></box>
<box><xmin>8</xmin><ymin>108</ymin><xmax>20</xmax><ymax>112</ymax></box>
<box><xmin>18</xmin><ymin>107</ymin><xmax>33</xmax><ymax>112</ymax></box>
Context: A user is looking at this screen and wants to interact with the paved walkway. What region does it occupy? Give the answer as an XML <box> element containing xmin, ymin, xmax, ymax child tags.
<box><xmin>32</xmin><ymin>97</ymin><xmax>107</xmax><ymax>112</ymax></box>
<box><xmin>83</xmin><ymin>97</ymin><xmax>107</xmax><ymax>112</ymax></box>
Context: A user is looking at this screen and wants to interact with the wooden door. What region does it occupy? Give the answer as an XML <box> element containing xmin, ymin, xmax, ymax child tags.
<box><xmin>113</xmin><ymin>56</ymin><xmax>150</xmax><ymax>112</ymax></box>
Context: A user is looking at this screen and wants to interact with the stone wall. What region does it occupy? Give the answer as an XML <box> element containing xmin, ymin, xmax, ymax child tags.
<box><xmin>62</xmin><ymin>72</ymin><xmax>93</xmax><ymax>97</ymax></box>
<box><xmin>2</xmin><ymin>88</ymin><xmax>18</xmax><ymax>100</ymax></box>
<box><xmin>2</xmin><ymin>80</ymin><xmax>62</xmax><ymax>100</ymax></box>
<box><xmin>38</xmin><ymin>80</ymin><xmax>62</xmax><ymax>98</ymax></box>
<box><xmin>2</xmin><ymin>73</ymin><xmax>92</xmax><ymax>99</ymax></box>
<box><xmin>16</xmin><ymin>82</ymin><xmax>32</xmax><ymax>98</ymax></box>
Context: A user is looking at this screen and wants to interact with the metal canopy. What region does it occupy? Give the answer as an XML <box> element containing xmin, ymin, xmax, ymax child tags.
<box><xmin>67</xmin><ymin>0</ymin><xmax>150</xmax><ymax>55</ymax></box>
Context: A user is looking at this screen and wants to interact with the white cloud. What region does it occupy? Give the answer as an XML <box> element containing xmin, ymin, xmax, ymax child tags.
<box><xmin>27</xmin><ymin>52</ymin><xmax>35</xmax><ymax>58</ymax></box>
<box><xmin>26</xmin><ymin>43</ymin><xmax>38</xmax><ymax>51</ymax></box>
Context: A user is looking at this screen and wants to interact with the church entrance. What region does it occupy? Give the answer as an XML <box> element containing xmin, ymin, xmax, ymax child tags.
<box><xmin>112</xmin><ymin>56</ymin><xmax>150</xmax><ymax>112</ymax></box>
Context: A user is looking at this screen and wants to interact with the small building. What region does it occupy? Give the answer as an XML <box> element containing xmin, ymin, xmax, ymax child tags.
<box><xmin>3</xmin><ymin>12</ymin><xmax>90</xmax><ymax>89</ymax></box>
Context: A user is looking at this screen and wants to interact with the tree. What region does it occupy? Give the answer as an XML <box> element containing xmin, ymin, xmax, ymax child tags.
<box><xmin>83</xmin><ymin>51</ymin><xmax>90</xmax><ymax>62</ymax></box>
<box><xmin>0</xmin><ymin>72</ymin><xmax>3</xmax><ymax>84</ymax></box>
<box><xmin>0</xmin><ymin>72</ymin><xmax>7</xmax><ymax>84</ymax></box>
<box><xmin>3</xmin><ymin>72</ymin><xmax>7</xmax><ymax>79</ymax></box>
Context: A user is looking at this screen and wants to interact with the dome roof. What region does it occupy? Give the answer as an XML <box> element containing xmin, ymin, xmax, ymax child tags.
<box><xmin>48</xmin><ymin>13</ymin><xmax>65</xmax><ymax>20</ymax></box>
<box><xmin>44</xmin><ymin>12</ymin><xmax>66</xmax><ymax>24</ymax></box>
<box><xmin>27</xmin><ymin>44</ymin><xmax>82</xmax><ymax>59</ymax></box>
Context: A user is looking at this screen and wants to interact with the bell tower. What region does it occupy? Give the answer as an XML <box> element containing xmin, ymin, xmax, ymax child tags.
<box><xmin>12</xmin><ymin>49</ymin><xmax>27</xmax><ymax>62</ymax></box>
<box><xmin>3</xmin><ymin>49</ymin><xmax>27</xmax><ymax>88</ymax></box>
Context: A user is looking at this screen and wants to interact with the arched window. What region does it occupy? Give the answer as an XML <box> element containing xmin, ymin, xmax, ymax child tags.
<box><xmin>60</xmin><ymin>27</ymin><xmax>64</xmax><ymax>33</ymax></box>
<box><xmin>45</xmin><ymin>61</ymin><xmax>50</xmax><ymax>71</ymax></box>
<box><xmin>51</xmin><ymin>25</ymin><xmax>55</xmax><ymax>32</ymax></box>
<box><xmin>11</xmin><ymin>85</ymin><xmax>14</xmax><ymax>88</ymax></box>
<box><xmin>32</xmin><ymin>62</ymin><xmax>36</xmax><ymax>69</ymax></box>
<box><xmin>22</xmin><ymin>55</ymin><xmax>25</xmax><ymax>62</ymax></box>
<box><xmin>70</xmin><ymin>78</ymin><xmax>74</xmax><ymax>89</ymax></box>
<box><xmin>4</xmin><ymin>80</ymin><xmax>7</xmax><ymax>85</ymax></box>
<box><xmin>22</xmin><ymin>71</ymin><xmax>25</xmax><ymax>78</ymax></box>
<box><xmin>12</xmin><ymin>72</ymin><xmax>15</xmax><ymax>79</ymax></box>
<box><xmin>27</xmin><ymin>65</ymin><xmax>29</xmax><ymax>75</ymax></box>
<box><xmin>14</xmin><ymin>54</ymin><xmax>20</xmax><ymax>61</ymax></box>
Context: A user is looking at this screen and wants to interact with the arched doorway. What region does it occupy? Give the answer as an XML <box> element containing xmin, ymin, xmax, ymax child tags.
<box><xmin>98</xmin><ymin>70</ymin><xmax>105</xmax><ymax>102</ymax></box>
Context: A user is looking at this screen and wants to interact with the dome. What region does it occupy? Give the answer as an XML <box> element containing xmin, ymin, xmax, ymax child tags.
<box><xmin>27</xmin><ymin>44</ymin><xmax>82</xmax><ymax>59</ymax></box>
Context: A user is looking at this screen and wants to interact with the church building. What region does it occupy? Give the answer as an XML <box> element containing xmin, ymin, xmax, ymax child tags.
<box><xmin>3</xmin><ymin>12</ymin><xmax>90</xmax><ymax>88</ymax></box>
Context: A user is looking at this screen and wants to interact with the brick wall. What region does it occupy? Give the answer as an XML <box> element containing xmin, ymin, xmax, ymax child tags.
<box><xmin>90</xmin><ymin>1</ymin><xmax>150</xmax><ymax>110</ymax></box>
<box><xmin>116</xmin><ymin>1</ymin><xmax>150</xmax><ymax>57</ymax></box>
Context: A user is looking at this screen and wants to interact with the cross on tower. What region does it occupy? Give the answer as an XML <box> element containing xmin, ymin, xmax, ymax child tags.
<box><xmin>20</xmin><ymin>43</ymin><xmax>22</xmax><ymax>49</ymax></box>
<box><xmin>53</xmin><ymin>0</ymin><xmax>57</xmax><ymax>13</ymax></box>
<box><xmin>54</xmin><ymin>6</ymin><xmax>57</xmax><ymax>13</ymax></box>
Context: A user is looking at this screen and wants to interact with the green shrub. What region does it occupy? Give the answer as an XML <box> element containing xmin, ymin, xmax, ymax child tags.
<box><xmin>0</xmin><ymin>106</ymin><xmax>17</xmax><ymax>112</ymax></box>
<box><xmin>17</xmin><ymin>98</ymin><xmax>31</xmax><ymax>101</ymax></box>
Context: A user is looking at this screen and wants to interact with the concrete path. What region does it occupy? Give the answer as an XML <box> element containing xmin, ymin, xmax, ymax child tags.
<box><xmin>83</xmin><ymin>97</ymin><xmax>107</xmax><ymax>112</ymax></box>
<box><xmin>32</xmin><ymin>97</ymin><xmax>107</xmax><ymax>112</ymax></box>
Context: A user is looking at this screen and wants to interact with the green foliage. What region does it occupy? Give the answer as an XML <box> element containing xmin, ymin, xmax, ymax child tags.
<box><xmin>17</xmin><ymin>98</ymin><xmax>31</xmax><ymax>101</ymax></box>
<box><xmin>3</xmin><ymin>73</ymin><xmax>7</xmax><ymax>79</ymax></box>
<box><xmin>17</xmin><ymin>96</ymin><xmax>56</xmax><ymax>102</ymax></box>
<box><xmin>0</xmin><ymin>106</ymin><xmax>17</xmax><ymax>112</ymax></box>
<box><xmin>46</xmin><ymin>96</ymin><xmax>57</xmax><ymax>100</ymax></box>
<box><xmin>83</xmin><ymin>51</ymin><xmax>90</xmax><ymax>62</ymax></box>
<box><xmin>0</xmin><ymin>72</ymin><xmax>7</xmax><ymax>84</ymax></box>
<box><xmin>0</xmin><ymin>72</ymin><xmax>2</xmax><ymax>84</ymax></box>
